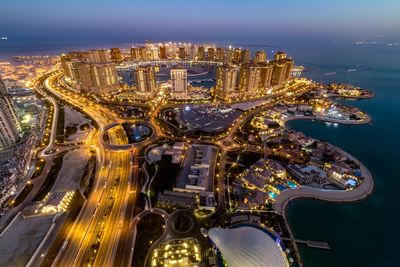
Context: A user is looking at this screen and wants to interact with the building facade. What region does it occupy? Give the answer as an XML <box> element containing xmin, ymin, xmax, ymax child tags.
<box><xmin>134</xmin><ymin>66</ymin><xmax>157</xmax><ymax>97</ymax></box>
<box><xmin>0</xmin><ymin>77</ymin><xmax>21</xmax><ymax>149</ymax></box>
<box><xmin>170</xmin><ymin>68</ymin><xmax>188</xmax><ymax>99</ymax></box>
<box><xmin>215</xmin><ymin>64</ymin><xmax>239</xmax><ymax>100</ymax></box>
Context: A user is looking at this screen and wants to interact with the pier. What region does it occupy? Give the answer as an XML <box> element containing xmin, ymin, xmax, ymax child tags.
<box><xmin>282</xmin><ymin>237</ymin><xmax>331</xmax><ymax>250</ymax></box>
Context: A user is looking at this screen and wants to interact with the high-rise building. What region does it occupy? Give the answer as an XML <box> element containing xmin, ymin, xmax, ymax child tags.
<box><xmin>179</xmin><ymin>47</ymin><xmax>186</xmax><ymax>60</ymax></box>
<box><xmin>274</xmin><ymin>51</ymin><xmax>287</xmax><ymax>61</ymax></box>
<box><xmin>240</xmin><ymin>49</ymin><xmax>251</xmax><ymax>64</ymax></box>
<box><xmin>254</xmin><ymin>51</ymin><xmax>267</xmax><ymax>63</ymax></box>
<box><xmin>131</xmin><ymin>47</ymin><xmax>142</xmax><ymax>60</ymax></box>
<box><xmin>74</xmin><ymin>63</ymin><xmax>119</xmax><ymax>94</ymax></box>
<box><xmin>271</xmin><ymin>61</ymin><xmax>287</xmax><ymax>86</ymax></box>
<box><xmin>284</xmin><ymin>58</ymin><xmax>294</xmax><ymax>80</ymax></box>
<box><xmin>232</xmin><ymin>48</ymin><xmax>242</xmax><ymax>64</ymax></box>
<box><xmin>61</xmin><ymin>50</ymin><xmax>110</xmax><ymax>78</ymax></box>
<box><xmin>0</xmin><ymin>77</ymin><xmax>21</xmax><ymax>148</ymax></box>
<box><xmin>134</xmin><ymin>66</ymin><xmax>157</xmax><ymax>96</ymax></box>
<box><xmin>110</xmin><ymin>47</ymin><xmax>123</xmax><ymax>62</ymax></box>
<box><xmin>139</xmin><ymin>47</ymin><xmax>148</xmax><ymax>60</ymax></box>
<box><xmin>170</xmin><ymin>68</ymin><xmax>188</xmax><ymax>99</ymax></box>
<box><xmin>271</xmin><ymin>58</ymin><xmax>294</xmax><ymax>86</ymax></box>
<box><xmin>159</xmin><ymin>45</ymin><xmax>167</xmax><ymax>59</ymax></box>
<box><xmin>207</xmin><ymin>48</ymin><xmax>215</xmax><ymax>61</ymax></box>
<box><xmin>197</xmin><ymin>46</ymin><xmax>205</xmax><ymax>61</ymax></box>
<box><xmin>258</xmin><ymin>62</ymin><xmax>274</xmax><ymax>90</ymax></box>
<box><xmin>238</xmin><ymin>64</ymin><xmax>262</xmax><ymax>97</ymax></box>
<box><xmin>216</xmin><ymin>47</ymin><xmax>225</xmax><ymax>62</ymax></box>
<box><xmin>215</xmin><ymin>65</ymin><xmax>239</xmax><ymax>100</ymax></box>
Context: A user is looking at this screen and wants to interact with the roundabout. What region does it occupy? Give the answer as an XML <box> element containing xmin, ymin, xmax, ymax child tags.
<box><xmin>101</xmin><ymin>121</ymin><xmax>155</xmax><ymax>151</ymax></box>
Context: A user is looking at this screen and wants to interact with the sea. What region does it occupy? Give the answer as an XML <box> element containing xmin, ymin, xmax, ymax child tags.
<box><xmin>1</xmin><ymin>38</ymin><xmax>399</xmax><ymax>266</ymax></box>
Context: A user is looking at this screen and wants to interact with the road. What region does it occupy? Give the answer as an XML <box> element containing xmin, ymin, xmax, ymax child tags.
<box><xmin>39</xmin><ymin>71</ymin><xmax>136</xmax><ymax>267</ymax></box>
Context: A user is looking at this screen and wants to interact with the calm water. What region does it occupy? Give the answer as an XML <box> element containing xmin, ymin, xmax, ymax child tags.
<box><xmin>1</xmin><ymin>39</ymin><xmax>400</xmax><ymax>266</ymax></box>
<box><xmin>285</xmin><ymin>43</ymin><xmax>400</xmax><ymax>267</ymax></box>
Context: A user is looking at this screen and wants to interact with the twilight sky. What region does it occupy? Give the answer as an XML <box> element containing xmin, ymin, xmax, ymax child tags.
<box><xmin>1</xmin><ymin>0</ymin><xmax>400</xmax><ymax>43</ymax></box>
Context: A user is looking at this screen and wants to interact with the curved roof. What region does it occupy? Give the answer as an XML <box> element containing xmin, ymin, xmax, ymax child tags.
<box><xmin>209</xmin><ymin>226</ymin><xmax>289</xmax><ymax>267</ymax></box>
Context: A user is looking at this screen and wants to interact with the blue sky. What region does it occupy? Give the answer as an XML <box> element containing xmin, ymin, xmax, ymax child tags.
<box><xmin>1</xmin><ymin>0</ymin><xmax>399</xmax><ymax>43</ymax></box>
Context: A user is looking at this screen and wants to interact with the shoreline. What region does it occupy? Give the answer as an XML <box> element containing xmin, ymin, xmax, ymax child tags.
<box><xmin>273</xmin><ymin>114</ymin><xmax>374</xmax><ymax>215</ymax></box>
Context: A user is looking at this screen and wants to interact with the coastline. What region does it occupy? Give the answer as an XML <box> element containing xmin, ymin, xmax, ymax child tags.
<box><xmin>273</xmin><ymin>114</ymin><xmax>374</xmax><ymax>215</ymax></box>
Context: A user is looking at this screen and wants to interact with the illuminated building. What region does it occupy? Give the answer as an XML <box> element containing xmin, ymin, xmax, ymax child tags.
<box><xmin>215</xmin><ymin>47</ymin><xmax>225</xmax><ymax>62</ymax></box>
<box><xmin>74</xmin><ymin>62</ymin><xmax>119</xmax><ymax>94</ymax></box>
<box><xmin>179</xmin><ymin>47</ymin><xmax>186</xmax><ymax>60</ymax></box>
<box><xmin>131</xmin><ymin>47</ymin><xmax>142</xmax><ymax>60</ymax></box>
<box><xmin>171</xmin><ymin>68</ymin><xmax>188</xmax><ymax>99</ymax></box>
<box><xmin>0</xmin><ymin>77</ymin><xmax>21</xmax><ymax>148</ymax></box>
<box><xmin>240</xmin><ymin>49</ymin><xmax>251</xmax><ymax>64</ymax></box>
<box><xmin>207</xmin><ymin>47</ymin><xmax>215</xmax><ymax>61</ymax></box>
<box><xmin>61</xmin><ymin>50</ymin><xmax>110</xmax><ymax>78</ymax></box>
<box><xmin>159</xmin><ymin>45</ymin><xmax>167</xmax><ymax>59</ymax></box>
<box><xmin>254</xmin><ymin>50</ymin><xmax>267</xmax><ymax>63</ymax></box>
<box><xmin>145</xmin><ymin>43</ymin><xmax>159</xmax><ymax>59</ymax></box>
<box><xmin>274</xmin><ymin>51</ymin><xmax>287</xmax><ymax>61</ymax></box>
<box><xmin>259</xmin><ymin>62</ymin><xmax>274</xmax><ymax>89</ymax></box>
<box><xmin>215</xmin><ymin>64</ymin><xmax>238</xmax><ymax>100</ymax></box>
<box><xmin>110</xmin><ymin>47</ymin><xmax>123</xmax><ymax>62</ymax></box>
<box><xmin>197</xmin><ymin>46</ymin><xmax>205</xmax><ymax>61</ymax></box>
<box><xmin>238</xmin><ymin>63</ymin><xmax>262</xmax><ymax>97</ymax></box>
<box><xmin>139</xmin><ymin>47</ymin><xmax>147</xmax><ymax>60</ymax></box>
<box><xmin>271</xmin><ymin>61</ymin><xmax>287</xmax><ymax>86</ymax></box>
<box><xmin>134</xmin><ymin>66</ymin><xmax>157</xmax><ymax>97</ymax></box>
<box><xmin>271</xmin><ymin>58</ymin><xmax>294</xmax><ymax>86</ymax></box>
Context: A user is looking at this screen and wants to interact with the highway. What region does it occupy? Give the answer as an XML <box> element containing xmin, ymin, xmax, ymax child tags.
<box><xmin>39</xmin><ymin>71</ymin><xmax>137</xmax><ymax>267</ymax></box>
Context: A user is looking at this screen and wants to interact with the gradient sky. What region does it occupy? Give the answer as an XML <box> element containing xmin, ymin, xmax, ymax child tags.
<box><xmin>1</xmin><ymin>0</ymin><xmax>400</xmax><ymax>43</ymax></box>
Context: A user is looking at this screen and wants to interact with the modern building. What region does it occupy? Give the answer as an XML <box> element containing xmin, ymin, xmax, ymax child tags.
<box><xmin>215</xmin><ymin>47</ymin><xmax>225</xmax><ymax>62</ymax></box>
<box><xmin>238</xmin><ymin>63</ymin><xmax>262</xmax><ymax>97</ymax></box>
<box><xmin>159</xmin><ymin>45</ymin><xmax>167</xmax><ymax>59</ymax></box>
<box><xmin>197</xmin><ymin>46</ymin><xmax>205</xmax><ymax>61</ymax></box>
<box><xmin>208</xmin><ymin>225</ymin><xmax>290</xmax><ymax>267</ymax></box>
<box><xmin>130</xmin><ymin>47</ymin><xmax>142</xmax><ymax>60</ymax></box>
<box><xmin>274</xmin><ymin>51</ymin><xmax>287</xmax><ymax>61</ymax></box>
<box><xmin>259</xmin><ymin>62</ymin><xmax>274</xmax><ymax>89</ymax></box>
<box><xmin>178</xmin><ymin>47</ymin><xmax>186</xmax><ymax>60</ymax></box>
<box><xmin>74</xmin><ymin>62</ymin><xmax>119</xmax><ymax>94</ymax></box>
<box><xmin>170</xmin><ymin>68</ymin><xmax>188</xmax><ymax>99</ymax></box>
<box><xmin>0</xmin><ymin>77</ymin><xmax>21</xmax><ymax>148</ymax></box>
<box><xmin>110</xmin><ymin>47</ymin><xmax>123</xmax><ymax>62</ymax></box>
<box><xmin>61</xmin><ymin>50</ymin><xmax>110</xmax><ymax>78</ymax></box>
<box><xmin>254</xmin><ymin>50</ymin><xmax>267</xmax><ymax>63</ymax></box>
<box><xmin>207</xmin><ymin>47</ymin><xmax>215</xmax><ymax>61</ymax></box>
<box><xmin>134</xmin><ymin>66</ymin><xmax>157</xmax><ymax>97</ymax></box>
<box><xmin>215</xmin><ymin>64</ymin><xmax>239</xmax><ymax>100</ymax></box>
<box><xmin>271</xmin><ymin>58</ymin><xmax>293</xmax><ymax>86</ymax></box>
<box><xmin>240</xmin><ymin>49</ymin><xmax>251</xmax><ymax>64</ymax></box>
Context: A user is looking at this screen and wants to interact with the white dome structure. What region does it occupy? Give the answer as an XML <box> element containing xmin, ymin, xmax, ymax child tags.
<box><xmin>208</xmin><ymin>226</ymin><xmax>290</xmax><ymax>267</ymax></box>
